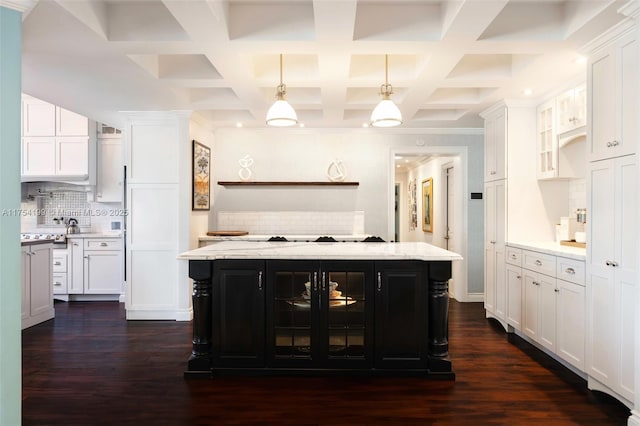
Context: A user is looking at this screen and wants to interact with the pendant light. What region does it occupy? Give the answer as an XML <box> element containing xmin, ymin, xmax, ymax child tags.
<box><xmin>266</xmin><ymin>54</ymin><xmax>298</xmax><ymax>127</ymax></box>
<box><xmin>370</xmin><ymin>54</ymin><xmax>402</xmax><ymax>127</ymax></box>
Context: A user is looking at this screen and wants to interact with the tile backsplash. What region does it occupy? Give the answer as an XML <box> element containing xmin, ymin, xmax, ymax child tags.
<box><xmin>21</xmin><ymin>182</ymin><xmax>123</xmax><ymax>233</ymax></box>
<box><xmin>568</xmin><ymin>178</ymin><xmax>586</xmax><ymax>218</ymax></box>
<box><xmin>38</xmin><ymin>191</ymin><xmax>91</xmax><ymax>226</ymax></box>
<box><xmin>217</xmin><ymin>211</ymin><xmax>365</xmax><ymax>235</ymax></box>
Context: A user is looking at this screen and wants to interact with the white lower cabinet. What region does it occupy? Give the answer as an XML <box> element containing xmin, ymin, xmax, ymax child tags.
<box><xmin>21</xmin><ymin>243</ymin><xmax>55</xmax><ymax>329</ymax></box>
<box><xmin>586</xmin><ymin>154</ymin><xmax>636</xmax><ymax>406</ymax></box>
<box><xmin>505</xmin><ymin>247</ymin><xmax>523</xmax><ymax>331</ymax></box>
<box><xmin>68</xmin><ymin>237</ymin><xmax>123</xmax><ymax>298</ymax></box>
<box><xmin>509</xmin><ymin>246</ymin><xmax>586</xmax><ymax>372</ymax></box>
<box><xmin>52</xmin><ymin>250</ymin><xmax>68</xmax><ymax>296</ymax></box>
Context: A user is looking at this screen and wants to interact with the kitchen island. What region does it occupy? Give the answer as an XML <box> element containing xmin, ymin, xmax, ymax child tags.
<box><xmin>178</xmin><ymin>241</ymin><xmax>462</xmax><ymax>378</ymax></box>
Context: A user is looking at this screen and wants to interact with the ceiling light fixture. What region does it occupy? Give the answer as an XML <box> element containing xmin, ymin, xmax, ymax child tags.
<box><xmin>266</xmin><ymin>54</ymin><xmax>298</xmax><ymax>127</ymax></box>
<box><xmin>370</xmin><ymin>54</ymin><xmax>402</xmax><ymax>128</ymax></box>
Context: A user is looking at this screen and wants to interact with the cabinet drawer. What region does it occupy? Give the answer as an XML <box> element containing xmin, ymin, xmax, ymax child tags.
<box><xmin>84</xmin><ymin>238</ymin><xmax>122</xmax><ymax>251</ymax></box>
<box><xmin>556</xmin><ymin>257</ymin><xmax>585</xmax><ymax>286</ymax></box>
<box><xmin>506</xmin><ymin>247</ymin><xmax>522</xmax><ymax>266</ymax></box>
<box><xmin>522</xmin><ymin>250</ymin><xmax>556</xmax><ymax>277</ymax></box>
<box><xmin>52</xmin><ymin>273</ymin><xmax>68</xmax><ymax>294</ymax></box>
<box><xmin>53</xmin><ymin>253</ymin><xmax>68</xmax><ymax>273</ymax></box>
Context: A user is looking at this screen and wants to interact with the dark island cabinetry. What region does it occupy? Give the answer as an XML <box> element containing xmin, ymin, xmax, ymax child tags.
<box><xmin>187</xmin><ymin>258</ymin><xmax>453</xmax><ymax>378</ymax></box>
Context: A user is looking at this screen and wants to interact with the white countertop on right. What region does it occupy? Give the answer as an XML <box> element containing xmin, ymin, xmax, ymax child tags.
<box><xmin>507</xmin><ymin>241</ymin><xmax>586</xmax><ymax>261</ymax></box>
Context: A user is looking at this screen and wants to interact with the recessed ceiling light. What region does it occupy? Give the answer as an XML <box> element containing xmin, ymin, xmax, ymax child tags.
<box><xmin>395</xmin><ymin>155</ymin><xmax>403</xmax><ymax>160</ymax></box>
<box><xmin>236</xmin><ymin>122</ymin><xmax>243</xmax><ymax>128</ymax></box>
<box><xmin>299</xmin><ymin>123</ymin><xmax>305</xmax><ymax>128</ymax></box>
<box><xmin>575</xmin><ymin>55</ymin><xmax>587</xmax><ymax>65</ymax></box>
<box><xmin>362</xmin><ymin>123</ymin><xmax>369</xmax><ymax>128</ymax></box>
<box><xmin>523</xmin><ymin>88</ymin><xmax>533</xmax><ymax>96</ymax></box>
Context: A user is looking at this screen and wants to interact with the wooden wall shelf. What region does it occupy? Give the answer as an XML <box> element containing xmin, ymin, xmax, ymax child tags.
<box><xmin>217</xmin><ymin>181</ymin><xmax>359</xmax><ymax>187</ymax></box>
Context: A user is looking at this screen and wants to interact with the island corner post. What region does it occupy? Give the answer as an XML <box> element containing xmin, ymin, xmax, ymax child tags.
<box><xmin>184</xmin><ymin>257</ymin><xmax>453</xmax><ymax>378</ymax></box>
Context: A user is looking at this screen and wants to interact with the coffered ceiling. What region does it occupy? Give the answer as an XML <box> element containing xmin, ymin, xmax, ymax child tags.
<box><xmin>19</xmin><ymin>0</ymin><xmax>628</xmax><ymax>129</ymax></box>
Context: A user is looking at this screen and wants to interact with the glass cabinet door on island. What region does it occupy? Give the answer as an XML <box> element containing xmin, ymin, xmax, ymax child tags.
<box><xmin>266</xmin><ymin>261</ymin><xmax>374</xmax><ymax>368</ymax></box>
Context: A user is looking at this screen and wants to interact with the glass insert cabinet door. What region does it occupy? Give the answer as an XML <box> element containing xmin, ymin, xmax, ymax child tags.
<box><xmin>266</xmin><ymin>261</ymin><xmax>373</xmax><ymax>368</ymax></box>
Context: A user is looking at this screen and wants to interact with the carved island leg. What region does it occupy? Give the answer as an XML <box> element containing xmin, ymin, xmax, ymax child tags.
<box><xmin>428</xmin><ymin>261</ymin><xmax>453</xmax><ymax>374</ymax></box>
<box><xmin>187</xmin><ymin>260</ymin><xmax>212</xmax><ymax>374</ymax></box>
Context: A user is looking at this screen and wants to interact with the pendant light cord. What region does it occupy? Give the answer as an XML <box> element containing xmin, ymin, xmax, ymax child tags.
<box><xmin>279</xmin><ymin>54</ymin><xmax>283</xmax><ymax>86</ymax></box>
<box><xmin>385</xmin><ymin>54</ymin><xmax>389</xmax><ymax>86</ymax></box>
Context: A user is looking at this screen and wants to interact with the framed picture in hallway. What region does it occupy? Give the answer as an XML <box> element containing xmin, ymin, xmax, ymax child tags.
<box><xmin>192</xmin><ymin>140</ymin><xmax>210</xmax><ymax>211</ymax></box>
<box><xmin>422</xmin><ymin>177</ymin><xmax>433</xmax><ymax>233</ymax></box>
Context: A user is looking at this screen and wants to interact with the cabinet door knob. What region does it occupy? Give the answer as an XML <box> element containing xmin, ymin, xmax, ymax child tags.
<box><xmin>535</xmin><ymin>260</ymin><xmax>542</xmax><ymax>266</ymax></box>
<box><xmin>554</xmin><ymin>288</ymin><xmax>559</xmax><ymax>293</ymax></box>
<box><xmin>565</xmin><ymin>267</ymin><xmax>575</xmax><ymax>274</ymax></box>
<box><xmin>516</xmin><ymin>275</ymin><xmax>521</xmax><ymax>280</ymax></box>
<box><xmin>511</xmin><ymin>254</ymin><xmax>516</xmax><ymax>259</ymax></box>
<box><xmin>610</xmin><ymin>261</ymin><xmax>619</xmax><ymax>267</ymax></box>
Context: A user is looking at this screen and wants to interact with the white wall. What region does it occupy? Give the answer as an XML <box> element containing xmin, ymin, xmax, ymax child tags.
<box><xmin>189</xmin><ymin>117</ymin><xmax>214</xmax><ymax>250</ymax></box>
<box><xmin>210</xmin><ymin>128</ymin><xmax>484</xmax><ymax>300</ymax></box>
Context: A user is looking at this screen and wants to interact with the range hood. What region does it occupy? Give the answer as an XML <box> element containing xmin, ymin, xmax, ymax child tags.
<box><xmin>558</xmin><ymin>126</ymin><xmax>586</xmax><ymax>148</ymax></box>
<box><xmin>22</xmin><ymin>181</ymin><xmax>91</xmax><ymax>201</ymax></box>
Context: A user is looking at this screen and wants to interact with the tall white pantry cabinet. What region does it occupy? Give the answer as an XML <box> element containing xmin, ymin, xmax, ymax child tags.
<box><xmin>481</xmin><ymin>101</ymin><xmax>548</xmax><ymax>330</ymax></box>
<box><xmin>585</xmin><ymin>19</ymin><xmax>637</xmax><ymax>409</ymax></box>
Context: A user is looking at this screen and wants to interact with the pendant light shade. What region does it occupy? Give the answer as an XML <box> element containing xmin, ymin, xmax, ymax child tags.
<box><xmin>266</xmin><ymin>54</ymin><xmax>297</xmax><ymax>127</ymax></box>
<box><xmin>371</xmin><ymin>54</ymin><xmax>402</xmax><ymax>127</ymax></box>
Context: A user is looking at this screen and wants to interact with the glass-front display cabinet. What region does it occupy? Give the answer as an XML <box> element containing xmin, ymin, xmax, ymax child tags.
<box><xmin>266</xmin><ymin>261</ymin><xmax>374</xmax><ymax>369</ymax></box>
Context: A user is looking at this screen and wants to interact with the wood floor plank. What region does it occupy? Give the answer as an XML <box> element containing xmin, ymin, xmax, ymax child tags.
<box><xmin>22</xmin><ymin>300</ymin><xmax>630</xmax><ymax>425</ymax></box>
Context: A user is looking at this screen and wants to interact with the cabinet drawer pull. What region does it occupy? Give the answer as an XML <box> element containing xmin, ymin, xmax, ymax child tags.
<box><xmin>532</xmin><ymin>281</ymin><xmax>539</xmax><ymax>286</ymax></box>
<box><xmin>100</xmin><ymin>242</ymin><xmax>108</xmax><ymax>247</ymax></box>
<box><xmin>54</xmin><ymin>261</ymin><xmax>62</xmax><ymax>266</ymax></box>
<box><xmin>377</xmin><ymin>272</ymin><xmax>382</xmax><ymax>292</ymax></box>
<box><xmin>54</xmin><ymin>282</ymin><xmax>62</xmax><ymax>286</ymax></box>
<box><xmin>565</xmin><ymin>267</ymin><xmax>575</xmax><ymax>275</ymax></box>
<box><xmin>534</xmin><ymin>260</ymin><xmax>542</xmax><ymax>266</ymax></box>
<box><xmin>511</xmin><ymin>254</ymin><xmax>517</xmax><ymax>259</ymax></box>
<box><xmin>490</xmin><ymin>171</ymin><xmax>496</xmax><ymax>175</ymax></box>
<box><xmin>257</xmin><ymin>271</ymin><xmax>263</xmax><ymax>291</ymax></box>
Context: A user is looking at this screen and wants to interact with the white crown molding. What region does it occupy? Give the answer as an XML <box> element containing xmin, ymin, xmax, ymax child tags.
<box><xmin>618</xmin><ymin>0</ymin><xmax>640</xmax><ymax>19</ymax></box>
<box><xmin>0</xmin><ymin>0</ymin><xmax>37</xmax><ymax>14</ymax></box>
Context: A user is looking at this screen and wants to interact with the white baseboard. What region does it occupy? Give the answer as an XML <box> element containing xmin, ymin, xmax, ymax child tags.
<box><xmin>464</xmin><ymin>293</ymin><xmax>484</xmax><ymax>302</ymax></box>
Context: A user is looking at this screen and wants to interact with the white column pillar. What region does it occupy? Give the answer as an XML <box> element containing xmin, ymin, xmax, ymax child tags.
<box><xmin>122</xmin><ymin>111</ymin><xmax>193</xmax><ymax>320</ymax></box>
<box><xmin>0</xmin><ymin>5</ymin><xmax>23</xmax><ymax>425</ymax></box>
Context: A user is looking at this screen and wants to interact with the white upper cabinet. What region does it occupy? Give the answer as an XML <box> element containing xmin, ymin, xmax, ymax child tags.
<box><xmin>483</xmin><ymin>106</ymin><xmax>507</xmax><ymax>182</ymax></box>
<box><xmin>21</xmin><ymin>95</ymin><xmax>92</xmax><ymax>180</ymax></box>
<box><xmin>587</xmin><ymin>32</ymin><xmax>637</xmax><ymax>162</ymax></box>
<box><xmin>556</xmin><ymin>83</ymin><xmax>586</xmax><ymax>135</ymax></box>
<box><xmin>536</xmin><ymin>99</ymin><xmax>557</xmax><ymax>179</ymax></box>
<box><xmin>57</xmin><ymin>107</ymin><xmax>89</xmax><ymax>136</ymax></box>
<box><xmin>22</xmin><ymin>98</ymin><xmax>56</xmax><ymax>136</ymax></box>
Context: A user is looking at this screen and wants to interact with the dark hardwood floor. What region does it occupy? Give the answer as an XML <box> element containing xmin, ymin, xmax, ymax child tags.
<box><xmin>22</xmin><ymin>300</ymin><xmax>630</xmax><ymax>425</ymax></box>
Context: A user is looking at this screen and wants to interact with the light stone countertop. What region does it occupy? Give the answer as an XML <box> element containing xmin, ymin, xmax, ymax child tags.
<box><xmin>507</xmin><ymin>241</ymin><xmax>586</xmax><ymax>261</ymax></box>
<box><xmin>179</xmin><ymin>240</ymin><xmax>463</xmax><ymax>261</ymax></box>
<box><xmin>199</xmin><ymin>234</ymin><xmax>371</xmax><ymax>242</ymax></box>
<box><xmin>65</xmin><ymin>232</ymin><xmax>123</xmax><ymax>239</ymax></box>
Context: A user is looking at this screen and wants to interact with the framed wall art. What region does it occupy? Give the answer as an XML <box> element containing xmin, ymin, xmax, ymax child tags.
<box><xmin>192</xmin><ymin>140</ymin><xmax>211</xmax><ymax>211</ymax></box>
<box><xmin>422</xmin><ymin>177</ymin><xmax>433</xmax><ymax>233</ymax></box>
<box><xmin>408</xmin><ymin>178</ymin><xmax>417</xmax><ymax>231</ymax></box>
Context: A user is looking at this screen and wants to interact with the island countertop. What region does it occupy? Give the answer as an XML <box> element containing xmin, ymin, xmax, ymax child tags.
<box><xmin>178</xmin><ymin>240</ymin><xmax>463</xmax><ymax>262</ymax></box>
